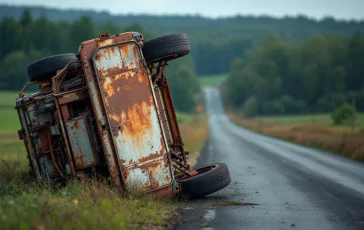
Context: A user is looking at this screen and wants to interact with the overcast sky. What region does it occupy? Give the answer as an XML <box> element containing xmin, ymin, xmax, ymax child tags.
<box><xmin>1</xmin><ymin>0</ymin><xmax>363</xmax><ymax>20</ymax></box>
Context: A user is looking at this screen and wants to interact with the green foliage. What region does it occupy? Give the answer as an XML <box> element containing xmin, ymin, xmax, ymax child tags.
<box><xmin>331</xmin><ymin>103</ymin><xmax>356</xmax><ymax>125</ymax></box>
<box><xmin>225</xmin><ymin>34</ymin><xmax>364</xmax><ymax>116</ymax></box>
<box><xmin>2</xmin><ymin>5</ymin><xmax>364</xmax><ymax>75</ymax></box>
<box><xmin>0</xmin><ymin>11</ymin><xmax>127</xmax><ymax>90</ymax></box>
<box><xmin>262</xmin><ymin>100</ymin><xmax>285</xmax><ymax>115</ymax></box>
<box><xmin>166</xmin><ymin>56</ymin><xmax>201</xmax><ymax>113</ymax></box>
<box><xmin>198</xmin><ymin>74</ymin><xmax>227</xmax><ymax>86</ymax></box>
<box><xmin>0</xmin><ymin>10</ymin><xmax>200</xmax><ymax>112</ymax></box>
<box><xmin>243</xmin><ymin>96</ymin><xmax>258</xmax><ymax>117</ymax></box>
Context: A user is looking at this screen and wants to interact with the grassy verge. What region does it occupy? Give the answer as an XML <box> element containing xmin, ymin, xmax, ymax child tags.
<box><xmin>177</xmin><ymin>112</ymin><xmax>209</xmax><ymax>166</ymax></box>
<box><xmin>0</xmin><ymin>91</ymin><xmax>210</xmax><ymax>229</ymax></box>
<box><xmin>0</xmin><ymin>91</ymin><xmax>183</xmax><ymax>229</ymax></box>
<box><xmin>228</xmin><ymin>112</ymin><xmax>364</xmax><ymax>161</ymax></box>
<box><xmin>0</xmin><ymin>134</ymin><xmax>179</xmax><ymax>229</ymax></box>
<box><xmin>198</xmin><ymin>74</ymin><xmax>227</xmax><ymax>87</ymax></box>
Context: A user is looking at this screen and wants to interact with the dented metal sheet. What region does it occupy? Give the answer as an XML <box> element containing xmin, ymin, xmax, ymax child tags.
<box><xmin>93</xmin><ymin>41</ymin><xmax>173</xmax><ymax>190</ymax></box>
<box><xmin>66</xmin><ymin>116</ymin><xmax>97</xmax><ymax>169</ymax></box>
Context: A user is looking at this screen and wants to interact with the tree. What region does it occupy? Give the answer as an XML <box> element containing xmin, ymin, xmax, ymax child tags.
<box><xmin>69</xmin><ymin>16</ymin><xmax>95</xmax><ymax>50</ymax></box>
<box><xmin>166</xmin><ymin>56</ymin><xmax>201</xmax><ymax>113</ymax></box>
<box><xmin>243</xmin><ymin>96</ymin><xmax>258</xmax><ymax>118</ymax></box>
<box><xmin>331</xmin><ymin>103</ymin><xmax>356</xmax><ymax>125</ymax></box>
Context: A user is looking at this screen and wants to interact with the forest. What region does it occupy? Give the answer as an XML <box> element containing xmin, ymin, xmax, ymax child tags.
<box><xmin>1</xmin><ymin>5</ymin><xmax>364</xmax><ymax>115</ymax></box>
<box><xmin>0</xmin><ymin>9</ymin><xmax>200</xmax><ymax>112</ymax></box>
<box><xmin>1</xmin><ymin>5</ymin><xmax>364</xmax><ymax>75</ymax></box>
<box><xmin>224</xmin><ymin>34</ymin><xmax>364</xmax><ymax>116</ymax></box>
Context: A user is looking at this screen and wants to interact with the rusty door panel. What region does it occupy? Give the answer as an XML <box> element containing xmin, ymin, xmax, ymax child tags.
<box><xmin>92</xmin><ymin>41</ymin><xmax>173</xmax><ymax>190</ymax></box>
<box><xmin>66</xmin><ymin>116</ymin><xmax>97</xmax><ymax>169</ymax></box>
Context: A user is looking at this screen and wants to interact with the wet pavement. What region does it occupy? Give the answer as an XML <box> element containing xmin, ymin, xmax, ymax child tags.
<box><xmin>176</xmin><ymin>87</ymin><xmax>364</xmax><ymax>230</ymax></box>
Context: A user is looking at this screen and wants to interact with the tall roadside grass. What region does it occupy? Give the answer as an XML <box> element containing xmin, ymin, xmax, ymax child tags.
<box><xmin>0</xmin><ymin>92</ymin><xmax>182</xmax><ymax>230</ymax></box>
<box><xmin>178</xmin><ymin>112</ymin><xmax>209</xmax><ymax>166</ymax></box>
<box><xmin>0</xmin><ymin>158</ymin><xmax>179</xmax><ymax>230</ymax></box>
<box><xmin>228</xmin><ymin>112</ymin><xmax>364</xmax><ymax>161</ymax></box>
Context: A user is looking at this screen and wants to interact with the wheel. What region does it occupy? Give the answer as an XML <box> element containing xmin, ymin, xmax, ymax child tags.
<box><xmin>177</xmin><ymin>163</ymin><xmax>231</xmax><ymax>198</ymax></box>
<box><xmin>142</xmin><ymin>34</ymin><xmax>190</xmax><ymax>64</ymax></box>
<box><xmin>27</xmin><ymin>53</ymin><xmax>78</xmax><ymax>82</ymax></box>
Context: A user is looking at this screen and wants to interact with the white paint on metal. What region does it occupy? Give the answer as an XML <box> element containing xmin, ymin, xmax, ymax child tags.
<box><xmin>114</xmin><ymin>105</ymin><xmax>164</xmax><ymax>164</ymax></box>
<box><xmin>89</xmin><ymin>79</ymin><xmax>106</xmax><ymax>126</ymax></box>
<box><xmin>125</xmin><ymin>167</ymin><xmax>152</xmax><ymax>190</ymax></box>
<box><xmin>94</xmin><ymin>46</ymin><xmax>123</xmax><ymax>77</ymax></box>
<box><xmin>120</xmin><ymin>43</ymin><xmax>139</xmax><ymax>69</ymax></box>
<box><xmin>93</xmin><ymin>42</ymin><xmax>173</xmax><ymax>190</ymax></box>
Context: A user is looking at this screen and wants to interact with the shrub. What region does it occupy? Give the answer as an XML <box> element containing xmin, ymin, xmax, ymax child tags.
<box><xmin>331</xmin><ymin>103</ymin><xmax>356</xmax><ymax>125</ymax></box>
<box><xmin>243</xmin><ymin>96</ymin><xmax>258</xmax><ymax>117</ymax></box>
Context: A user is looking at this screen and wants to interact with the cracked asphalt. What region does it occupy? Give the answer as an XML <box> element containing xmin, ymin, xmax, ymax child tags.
<box><xmin>175</xmin><ymin>87</ymin><xmax>364</xmax><ymax>230</ymax></box>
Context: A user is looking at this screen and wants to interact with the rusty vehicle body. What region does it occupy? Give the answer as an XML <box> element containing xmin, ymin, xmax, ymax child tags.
<box><xmin>16</xmin><ymin>32</ymin><xmax>230</xmax><ymax>198</ymax></box>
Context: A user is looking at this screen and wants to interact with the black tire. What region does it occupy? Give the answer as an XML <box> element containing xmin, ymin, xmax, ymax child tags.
<box><xmin>142</xmin><ymin>34</ymin><xmax>190</xmax><ymax>63</ymax></box>
<box><xmin>27</xmin><ymin>53</ymin><xmax>78</xmax><ymax>82</ymax></box>
<box><xmin>177</xmin><ymin>163</ymin><xmax>231</xmax><ymax>198</ymax></box>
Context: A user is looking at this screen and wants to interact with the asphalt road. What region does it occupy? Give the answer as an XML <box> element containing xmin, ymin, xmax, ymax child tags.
<box><xmin>176</xmin><ymin>87</ymin><xmax>364</xmax><ymax>230</ymax></box>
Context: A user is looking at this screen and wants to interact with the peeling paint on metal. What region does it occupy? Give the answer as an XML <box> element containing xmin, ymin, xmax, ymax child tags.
<box><xmin>88</xmin><ymin>79</ymin><xmax>106</xmax><ymax>127</ymax></box>
<box><xmin>93</xmin><ymin>41</ymin><xmax>173</xmax><ymax>190</ymax></box>
<box><xmin>102</xmin><ymin>130</ymin><xmax>122</xmax><ymax>185</ymax></box>
<box><xmin>94</xmin><ymin>46</ymin><xmax>123</xmax><ymax>77</ymax></box>
<box><xmin>97</xmin><ymin>38</ymin><xmax>113</xmax><ymax>47</ymax></box>
<box><xmin>66</xmin><ymin>116</ymin><xmax>97</xmax><ymax>168</ymax></box>
<box><xmin>127</xmin><ymin>167</ymin><xmax>152</xmax><ymax>190</ymax></box>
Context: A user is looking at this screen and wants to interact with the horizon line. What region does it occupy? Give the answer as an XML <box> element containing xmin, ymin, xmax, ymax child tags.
<box><xmin>1</xmin><ymin>3</ymin><xmax>363</xmax><ymax>22</ymax></box>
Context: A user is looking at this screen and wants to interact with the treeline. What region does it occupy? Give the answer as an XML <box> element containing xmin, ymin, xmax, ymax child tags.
<box><xmin>2</xmin><ymin>5</ymin><xmax>364</xmax><ymax>75</ymax></box>
<box><xmin>0</xmin><ymin>10</ymin><xmax>199</xmax><ymax>112</ymax></box>
<box><xmin>224</xmin><ymin>34</ymin><xmax>364</xmax><ymax>116</ymax></box>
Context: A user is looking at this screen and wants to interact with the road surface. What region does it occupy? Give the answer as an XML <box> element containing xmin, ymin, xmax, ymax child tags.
<box><xmin>176</xmin><ymin>87</ymin><xmax>364</xmax><ymax>230</ymax></box>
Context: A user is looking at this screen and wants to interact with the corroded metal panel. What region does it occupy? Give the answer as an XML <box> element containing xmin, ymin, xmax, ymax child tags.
<box><xmin>18</xmin><ymin>106</ymin><xmax>41</xmax><ymax>179</ymax></box>
<box><xmin>80</xmin><ymin>39</ymin><xmax>122</xmax><ymax>186</ymax></box>
<box><xmin>66</xmin><ymin>116</ymin><xmax>97</xmax><ymax>169</ymax></box>
<box><xmin>93</xmin><ymin>41</ymin><xmax>173</xmax><ymax>191</ymax></box>
<box><xmin>39</xmin><ymin>155</ymin><xmax>57</xmax><ymax>176</ymax></box>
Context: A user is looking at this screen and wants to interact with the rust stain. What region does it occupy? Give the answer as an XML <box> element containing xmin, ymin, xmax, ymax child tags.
<box><xmin>97</xmin><ymin>38</ymin><xmax>114</xmax><ymax>47</ymax></box>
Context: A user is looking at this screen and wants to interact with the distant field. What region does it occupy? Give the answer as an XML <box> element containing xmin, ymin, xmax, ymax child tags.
<box><xmin>0</xmin><ymin>91</ymin><xmax>24</xmax><ymax>133</ymax></box>
<box><xmin>198</xmin><ymin>74</ymin><xmax>227</xmax><ymax>86</ymax></box>
<box><xmin>255</xmin><ymin>113</ymin><xmax>364</xmax><ymax>132</ymax></box>
<box><xmin>229</xmin><ymin>112</ymin><xmax>364</xmax><ymax>161</ymax></box>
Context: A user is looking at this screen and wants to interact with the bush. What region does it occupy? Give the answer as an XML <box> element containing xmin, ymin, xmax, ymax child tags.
<box><xmin>317</xmin><ymin>93</ymin><xmax>347</xmax><ymax>113</ymax></box>
<box><xmin>243</xmin><ymin>96</ymin><xmax>258</xmax><ymax>117</ymax></box>
<box><xmin>331</xmin><ymin>103</ymin><xmax>356</xmax><ymax>125</ymax></box>
<box><xmin>262</xmin><ymin>100</ymin><xmax>285</xmax><ymax>115</ymax></box>
<box><xmin>279</xmin><ymin>95</ymin><xmax>307</xmax><ymax>114</ymax></box>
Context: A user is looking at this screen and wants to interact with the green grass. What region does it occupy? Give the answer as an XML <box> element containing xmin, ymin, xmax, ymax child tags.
<box><xmin>0</xmin><ymin>91</ymin><xmax>22</xmax><ymax>133</ymax></box>
<box><xmin>0</xmin><ymin>91</ymin><xmax>180</xmax><ymax>229</ymax></box>
<box><xmin>0</xmin><ymin>91</ymin><xmax>21</xmax><ymax>107</ymax></box>
<box><xmin>256</xmin><ymin>113</ymin><xmax>364</xmax><ymax>127</ymax></box>
<box><xmin>198</xmin><ymin>74</ymin><xmax>227</xmax><ymax>86</ymax></box>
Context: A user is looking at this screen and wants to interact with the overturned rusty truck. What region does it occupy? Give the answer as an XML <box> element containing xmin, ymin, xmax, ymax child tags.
<box><xmin>16</xmin><ymin>32</ymin><xmax>231</xmax><ymax>198</ymax></box>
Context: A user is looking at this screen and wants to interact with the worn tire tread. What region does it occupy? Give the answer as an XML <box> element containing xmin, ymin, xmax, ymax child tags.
<box><xmin>178</xmin><ymin>163</ymin><xmax>231</xmax><ymax>198</ymax></box>
<box><xmin>142</xmin><ymin>34</ymin><xmax>190</xmax><ymax>63</ymax></box>
<box><xmin>27</xmin><ymin>53</ymin><xmax>78</xmax><ymax>82</ymax></box>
